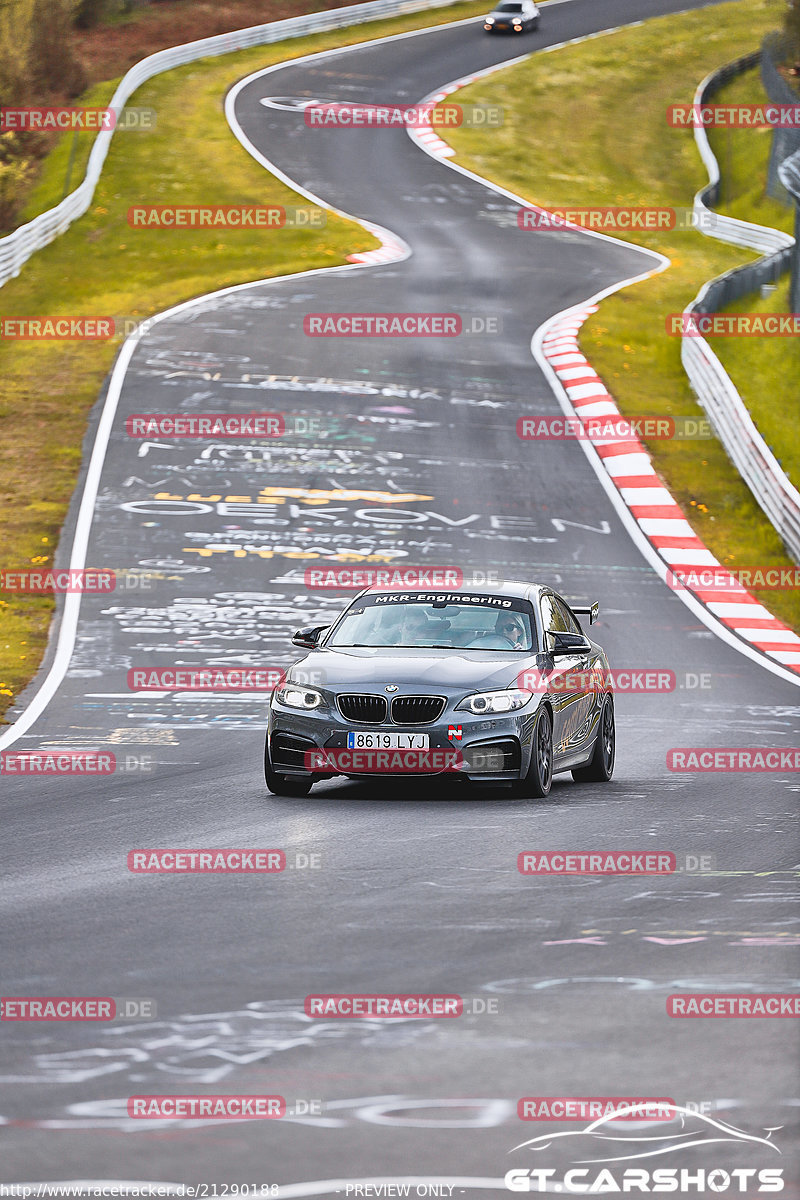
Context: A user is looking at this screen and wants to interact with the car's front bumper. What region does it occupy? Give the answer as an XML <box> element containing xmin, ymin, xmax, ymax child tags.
<box><xmin>268</xmin><ymin>700</ymin><xmax>540</xmax><ymax>786</ymax></box>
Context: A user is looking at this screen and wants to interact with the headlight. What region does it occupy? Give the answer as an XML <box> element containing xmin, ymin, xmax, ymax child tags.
<box><xmin>456</xmin><ymin>689</ymin><xmax>533</xmax><ymax>715</ymax></box>
<box><xmin>485</xmin><ymin>15</ymin><xmax>495</xmax><ymax>21</ymax></box>
<box><xmin>274</xmin><ymin>683</ymin><xmax>323</xmax><ymax>710</ymax></box>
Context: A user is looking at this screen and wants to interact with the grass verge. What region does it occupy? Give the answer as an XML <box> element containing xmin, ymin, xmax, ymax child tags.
<box><xmin>0</xmin><ymin>0</ymin><xmax>489</xmax><ymax>721</ymax></box>
<box><xmin>441</xmin><ymin>0</ymin><xmax>800</xmax><ymax>632</ymax></box>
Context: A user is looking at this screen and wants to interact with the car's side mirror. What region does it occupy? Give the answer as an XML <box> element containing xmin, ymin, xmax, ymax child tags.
<box><xmin>291</xmin><ymin>625</ymin><xmax>329</xmax><ymax>649</ymax></box>
<box><xmin>548</xmin><ymin>630</ymin><xmax>591</xmax><ymax>656</ymax></box>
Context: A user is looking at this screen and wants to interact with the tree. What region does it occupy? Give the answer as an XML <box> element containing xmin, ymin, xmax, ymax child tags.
<box><xmin>27</xmin><ymin>0</ymin><xmax>86</xmax><ymax>97</ymax></box>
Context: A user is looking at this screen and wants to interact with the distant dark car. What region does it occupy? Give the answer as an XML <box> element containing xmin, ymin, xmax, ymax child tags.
<box><xmin>264</xmin><ymin>581</ymin><xmax>615</xmax><ymax>798</ymax></box>
<box><xmin>483</xmin><ymin>0</ymin><xmax>539</xmax><ymax>33</ymax></box>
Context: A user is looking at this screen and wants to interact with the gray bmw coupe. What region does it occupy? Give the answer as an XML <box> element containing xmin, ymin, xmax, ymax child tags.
<box><xmin>264</xmin><ymin>581</ymin><xmax>614</xmax><ymax>798</ymax></box>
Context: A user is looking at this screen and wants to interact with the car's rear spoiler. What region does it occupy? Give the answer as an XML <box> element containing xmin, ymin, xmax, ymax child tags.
<box><xmin>571</xmin><ymin>602</ymin><xmax>599</xmax><ymax>625</ymax></box>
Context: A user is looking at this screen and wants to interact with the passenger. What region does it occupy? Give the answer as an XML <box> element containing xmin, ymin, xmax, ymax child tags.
<box><xmin>494</xmin><ymin>612</ymin><xmax>527</xmax><ymax>649</ymax></box>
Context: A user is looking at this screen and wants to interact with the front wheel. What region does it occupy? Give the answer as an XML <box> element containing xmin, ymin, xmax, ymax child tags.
<box><xmin>514</xmin><ymin>707</ymin><xmax>553</xmax><ymax>798</ymax></box>
<box><xmin>264</xmin><ymin>735</ymin><xmax>313</xmax><ymax>796</ymax></box>
<box><xmin>572</xmin><ymin>695</ymin><xmax>615</xmax><ymax>783</ymax></box>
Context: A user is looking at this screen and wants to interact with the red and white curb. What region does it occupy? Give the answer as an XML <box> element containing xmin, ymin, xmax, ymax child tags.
<box><xmin>541</xmin><ymin>305</ymin><xmax>800</xmax><ymax>676</ymax></box>
<box><xmin>406</xmin><ymin>78</ymin><xmax>484</xmax><ymax>158</ymax></box>
<box><xmin>347</xmin><ymin>229</ymin><xmax>408</xmax><ymax>265</ymax></box>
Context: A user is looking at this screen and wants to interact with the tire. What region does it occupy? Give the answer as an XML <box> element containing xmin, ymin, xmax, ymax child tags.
<box><xmin>514</xmin><ymin>706</ymin><xmax>553</xmax><ymax>798</ymax></box>
<box><xmin>264</xmin><ymin>735</ymin><xmax>313</xmax><ymax>797</ymax></box>
<box><xmin>572</xmin><ymin>696</ymin><xmax>615</xmax><ymax>783</ymax></box>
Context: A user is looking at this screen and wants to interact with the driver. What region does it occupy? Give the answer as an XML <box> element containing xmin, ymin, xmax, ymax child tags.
<box><xmin>390</xmin><ymin>607</ymin><xmax>433</xmax><ymax>646</ymax></box>
<box><xmin>494</xmin><ymin>612</ymin><xmax>527</xmax><ymax>649</ymax></box>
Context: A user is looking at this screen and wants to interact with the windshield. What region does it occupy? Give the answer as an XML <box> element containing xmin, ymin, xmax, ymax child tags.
<box><xmin>496</xmin><ymin>3</ymin><xmax>524</xmax><ymax>10</ymax></box>
<box><xmin>328</xmin><ymin>594</ymin><xmax>535</xmax><ymax>651</ymax></box>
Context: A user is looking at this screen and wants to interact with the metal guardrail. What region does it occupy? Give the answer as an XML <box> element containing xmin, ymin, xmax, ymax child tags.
<box><xmin>681</xmin><ymin>55</ymin><xmax>800</xmax><ymax>563</ymax></box>
<box><xmin>0</xmin><ymin>0</ymin><xmax>463</xmax><ymax>289</ymax></box>
<box><xmin>779</xmin><ymin>147</ymin><xmax>800</xmax><ymax>312</ymax></box>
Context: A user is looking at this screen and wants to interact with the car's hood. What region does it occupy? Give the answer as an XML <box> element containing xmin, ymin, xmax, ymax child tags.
<box><xmin>289</xmin><ymin>646</ymin><xmax>536</xmax><ymax>693</ymax></box>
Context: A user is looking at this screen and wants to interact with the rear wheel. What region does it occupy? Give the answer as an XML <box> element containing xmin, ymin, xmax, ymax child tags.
<box><xmin>264</xmin><ymin>735</ymin><xmax>313</xmax><ymax>797</ymax></box>
<box><xmin>514</xmin><ymin>707</ymin><xmax>553</xmax><ymax>798</ymax></box>
<box><xmin>572</xmin><ymin>696</ymin><xmax>615</xmax><ymax>783</ymax></box>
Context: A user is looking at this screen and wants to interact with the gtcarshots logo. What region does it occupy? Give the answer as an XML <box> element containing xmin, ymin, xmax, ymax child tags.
<box><xmin>506</xmin><ymin>1105</ymin><xmax>784</xmax><ymax>1190</ymax></box>
<box><xmin>505</xmin><ymin>1169</ymin><xmax>784</xmax><ymax>1193</ymax></box>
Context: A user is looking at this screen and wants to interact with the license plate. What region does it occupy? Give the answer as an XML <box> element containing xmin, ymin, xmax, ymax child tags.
<box><xmin>346</xmin><ymin>731</ymin><xmax>430</xmax><ymax>749</ymax></box>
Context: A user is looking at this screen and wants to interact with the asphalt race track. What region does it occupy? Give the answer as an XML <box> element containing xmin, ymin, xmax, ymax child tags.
<box><xmin>1</xmin><ymin>0</ymin><xmax>798</xmax><ymax>1192</ymax></box>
